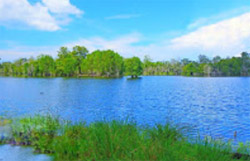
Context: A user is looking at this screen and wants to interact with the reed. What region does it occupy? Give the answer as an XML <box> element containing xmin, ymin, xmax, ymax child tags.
<box><xmin>0</xmin><ymin>115</ymin><xmax>249</xmax><ymax>161</ymax></box>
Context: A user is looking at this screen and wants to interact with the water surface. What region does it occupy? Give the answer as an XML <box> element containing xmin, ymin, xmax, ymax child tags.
<box><xmin>0</xmin><ymin>145</ymin><xmax>51</xmax><ymax>161</ymax></box>
<box><xmin>1</xmin><ymin>76</ymin><xmax>250</xmax><ymax>143</ymax></box>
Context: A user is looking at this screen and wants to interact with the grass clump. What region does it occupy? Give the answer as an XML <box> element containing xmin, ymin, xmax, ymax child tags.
<box><xmin>1</xmin><ymin>115</ymin><xmax>249</xmax><ymax>161</ymax></box>
<box><xmin>10</xmin><ymin>115</ymin><xmax>60</xmax><ymax>153</ymax></box>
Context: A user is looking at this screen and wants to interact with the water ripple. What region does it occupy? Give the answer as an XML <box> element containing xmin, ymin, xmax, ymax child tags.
<box><xmin>0</xmin><ymin>76</ymin><xmax>250</xmax><ymax>142</ymax></box>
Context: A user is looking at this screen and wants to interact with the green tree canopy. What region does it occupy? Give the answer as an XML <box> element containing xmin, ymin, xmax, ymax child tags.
<box><xmin>124</xmin><ymin>57</ymin><xmax>143</xmax><ymax>78</ymax></box>
<box><xmin>198</xmin><ymin>55</ymin><xmax>211</xmax><ymax>64</ymax></box>
<box><xmin>81</xmin><ymin>50</ymin><xmax>124</xmax><ymax>77</ymax></box>
<box><xmin>37</xmin><ymin>55</ymin><xmax>55</xmax><ymax>76</ymax></box>
<box><xmin>1</xmin><ymin>46</ymin><xmax>250</xmax><ymax>78</ymax></box>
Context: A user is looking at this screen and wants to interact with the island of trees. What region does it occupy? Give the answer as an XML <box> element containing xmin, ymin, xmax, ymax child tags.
<box><xmin>0</xmin><ymin>45</ymin><xmax>250</xmax><ymax>78</ymax></box>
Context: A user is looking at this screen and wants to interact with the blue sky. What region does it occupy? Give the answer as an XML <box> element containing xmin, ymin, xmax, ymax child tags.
<box><xmin>1</xmin><ymin>0</ymin><xmax>250</xmax><ymax>61</ymax></box>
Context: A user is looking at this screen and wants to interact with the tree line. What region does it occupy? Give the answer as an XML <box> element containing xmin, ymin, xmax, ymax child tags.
<box><xmin>0</xmin><ymin>46</ymin><xmax>250</xmax><ymax>77</ymax></box>
<box><xmin>143</xmin><ymin>52</ymin><xmax>250</xmax><ymax>77</ymax></box>
<box><xmin>0</xmin><ymin>46</ymin><xmax>143</xmax><ymax>78</ymax></box>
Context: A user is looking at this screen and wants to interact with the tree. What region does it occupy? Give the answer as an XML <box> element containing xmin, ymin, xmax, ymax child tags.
<box><xmin>124</xmin><ymin>57</ymin><xmax>143</xmax><ymax>78</ymax></box>
<box><xmin>0</xmin><ymin>59</ymin><xmax>2</xmax><ymax>74</ymax></box>
<box><xmin>37</xmin><ymin>55</ymin><xmax>55</xmax><ymax>76</ymax></box>
<box><xmin>241</xmin><ymin>52</ymin><xmax>250</xmax><ymax>76</ymax></box>
<box><xmin>1</xmin><ymin>45</ymin><xmax>250</xmax><ymax>78</ymax></box>
<box><xmin>72</xmin><ymin>46</ymin><xmax>88</xmax><ymax>58</ymax></box>
<box><xmin>212</xmin><ymin>56</ymin><xmax>221</xmax><ymax>64</ymax></box>
<box><xmin>182</xmin><ymin>62</ymin><xmax>200</xmax><ymax>76</ymax></box>
<box><xmin>217</xmin><ymin>57</ymin><xmax>241</xmax><ymax>76</ymax></box>
<box><xmin>58</xmin><ymin>47</ymin><xmax>69</xmax><ymax>58</ymax></box>
<box><xmin>203</xmin><ymin>64</ymin><xmax>212</xmax><ymax>76</ymax></box>
<box><xmin>71</xmin><ymin>46</ymin><xmax>89</xmax><ymax>74</ymax></box>
<box><xmin>171</xmin><ymin>59</ymin><xmax>182</xmax><ymax>75</ymax></box>
<box><xmin>26</xmin><ymin>57</ymin><xmax>39</xmax><ymax>76</ymax></box>
<box><xmin>143</xmin><ymin>55</ymin><xmax>154</xmax><ymax>75</ymax></box>
<box><xmin>12</xmin><ymin>58</ymin><xmax>28</xmax><ymax>76</ymax></box>
<box><xmin>181</xmin><ymin>58</ymin><xmax>191</xmax><ymax>66</ymax></box>
<box><xmin>81</xmin><ymin>50</ymin><xmax>124</xmax><ymax>77</ymax></box>
<box><xmin>198</xmin><ymin>55</ymin><xmax>210</xmax><ymax>64</ymax></box>
<box><xmin>56</xmin><ymin>54</ymin><xmax>77</xmax><ymax>77</ymax></box>
<box><xmin>1</xmin><ymin>62</ymin><xmax>12</xmax><ymax>75</ymax></box>
<box><xmin>143</xmin><ymin>55</ymin><xmax>152</xmax><ymax>67</ymax></box>
<box><xmin>55</xmin><ymin>46</ymin><xmax>80</xmax><ymax>77</ymax></box>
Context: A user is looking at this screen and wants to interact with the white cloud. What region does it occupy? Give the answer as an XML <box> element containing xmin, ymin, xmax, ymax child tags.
<box><xmin>0</xmin><ymin>33</ymin><xmax>178</xmax><ymax>61</ymax></box>
<box><xmin>67</xmin><ymin>33</ymin><xmax>141</xmax><ymax>52</ymax></box>
<box><xmin>42</xmin><ymin>0</ymin><xmax>83</xmax><ymax>15</ymax></box>
<box><xmin>171</xmin><ymin>12</ymin><xmax>250</xmax><ymax>58</ymax></box>
<box><xmin>0</xmin><ymin>0</ymin><xmax>83</xmax><ymax>31</ymax></box>
<box><xmin>187</xmin><ymin>7</ymin><xmax>250</xmax><ymax>30</ymax></box>
<box><xmin>0</xmin><ymin>45</ymin><xmax>58</xmax><ymax>60</ymax></box>
<box><xmin>3</xmin><ymin>11</ymin><xmax>250</xmax><ymax>61</ymax></box>
<box><xmin>0</xmin><ymin>33</ymin><xmax>147</xmax><ymax>61</ymax></box>
<box><xmin>105</xmin><ymin>14</ymin><xmax>140</xmax><ymax>20</ymax></box>
<box><xmin>63</xmin><ymin>11</ymin><xmax>250</xmax><ymax>60</ymax></box>
<box><xmin>0</xmin><ymin>0</ymin><xmax>59</xmax><ymax>31</ymax></box>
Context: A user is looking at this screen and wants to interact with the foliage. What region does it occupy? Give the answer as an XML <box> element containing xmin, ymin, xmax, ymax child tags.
<box><xmin>182</xmin><ymin>62</ymin><xmax>200</xmax><ymax>76</ymax></box>
<box><xmin>10</xmin><ymin>115</ymin><xmax>60</xmax><ymax>153</ymax></box>
<box><xmin>142</xmin><ymin>52</ymin><xmax>250</xmax><ymax>77</ymax></box>
<box><xmin>81</xmin><ymin>50</ymin><xmax>124</xmax><ymax>77</ymax></box>
<box><xmin>1</xmin><ymin>115</ymin><xmax>249</xmax><ymax>161</ymax></box>
<box><xmin>0</xmin><ymin>46</ymin><xmax>124</xmax><ymax>78</ymax></box>
<box><xmin>198</xmin><ymin>54</ymin><xmax>211</xmax><ymax>64</ymax></box>
<box><xmin>124</xmin><ymin>57</ymin><xmax>143</xmax><ymax>78</ymax></box>
<box><xmin>1</xmin><ymin>47</ymin><xmax>250</xmax><ymax>77</ymax></box>
<box><xmin>37</xmin><ymin>55</ymin><xmax>55</xmax><ymax>77</ymax></box>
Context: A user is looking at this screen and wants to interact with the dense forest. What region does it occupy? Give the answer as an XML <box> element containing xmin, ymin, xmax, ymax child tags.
<box><xmin>143</xmin><ymin>52</ymin><xmax>250</xmax><ymax>77</ymax></box>
<box><xmin>0</xmin><ymin>45</ymin><xmax>250</xmax><ymax>77</ymax></box>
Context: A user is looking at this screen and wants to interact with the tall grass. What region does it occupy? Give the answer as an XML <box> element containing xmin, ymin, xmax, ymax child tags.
<box><xmin>0</xmin><ymin>115</ymin><xmax>249</xmax><ymax>161</ymax></box>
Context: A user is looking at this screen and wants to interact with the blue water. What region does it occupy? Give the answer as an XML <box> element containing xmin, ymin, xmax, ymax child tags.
<box><xmin>1</xmin><ymin>76</ymin><xmax>250</xmax><ymax>143</ymax></box>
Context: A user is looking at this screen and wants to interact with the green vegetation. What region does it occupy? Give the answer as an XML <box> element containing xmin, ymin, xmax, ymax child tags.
<box><xmin>1</xmin><ymin>46</ymin><xmax>250</xmax><ymax>77</ymax></box>
<box><xmin>124</xmin><ymin>57</ymin><xmax>143</xmax><ymax>78</ymax></box>
<box><xmin>0</xmin><ymin>115</ymin><xmax>250</xmax><ymax>161</ymax></box>
<box><xmin>143</xmin><ymin>56</ymin><xmax>182</xmax><ymax>76</ymax></box>
<box><xmin>143</xmin><ymin>52</ymin><xmax>250</xmax><ymax>76</ymax></box>
<box><xmin>0</xmin><ymin>46</ymin><xmax>128</xmax><ymax>78</ymax></box>
<box><xmin>81</xmin><ymin>50</ymin><xmax>124</xmax><ymax>77</ymax></box>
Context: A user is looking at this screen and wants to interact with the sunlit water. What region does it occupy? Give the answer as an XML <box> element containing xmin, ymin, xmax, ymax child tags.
<box><xmin>0</xmin><ymin>76</ymin><xmax>250</xmax><ymax>159</ymax></box>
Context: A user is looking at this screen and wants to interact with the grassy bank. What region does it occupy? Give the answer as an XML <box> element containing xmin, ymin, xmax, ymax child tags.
<box><xmin>0</xmin><ymin>115</ymin><xmax>249</xmax><ymax>161</ymax></box>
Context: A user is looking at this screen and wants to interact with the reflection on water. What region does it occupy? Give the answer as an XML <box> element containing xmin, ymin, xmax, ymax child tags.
<box><xmin>0</xmin><ymin>145</ymin><xmax>51</xmax><ymax>161</ymax></box>
<box><xmin>0</xmin><ymin>76</ymin><xmax>250</xmax><ymax>143</ymax></box>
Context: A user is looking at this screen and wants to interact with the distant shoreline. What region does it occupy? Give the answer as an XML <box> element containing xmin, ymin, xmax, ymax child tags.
<box><xmin>1</xmin><ymin>46</ymin><xmax>250</xmax><ymax>78</ymax></box>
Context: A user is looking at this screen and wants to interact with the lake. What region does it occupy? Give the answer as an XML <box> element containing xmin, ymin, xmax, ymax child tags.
<box><xmin>1</xmin><ymin>76</ymin><xmax>250</xmax><ymax>143</ymax></box>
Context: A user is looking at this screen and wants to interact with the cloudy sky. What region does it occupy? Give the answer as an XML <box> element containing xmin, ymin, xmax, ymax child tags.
<box><xmin>1</xmin><ymin>0</ymin><xmax>250</xmax><ymax>61</ymax></box>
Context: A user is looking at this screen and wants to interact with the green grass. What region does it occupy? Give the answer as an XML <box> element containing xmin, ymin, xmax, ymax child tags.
<box><xmin>0</xmin><ymin>115</ymin><xmax>249</xmax><ymax>161</ymax></box>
